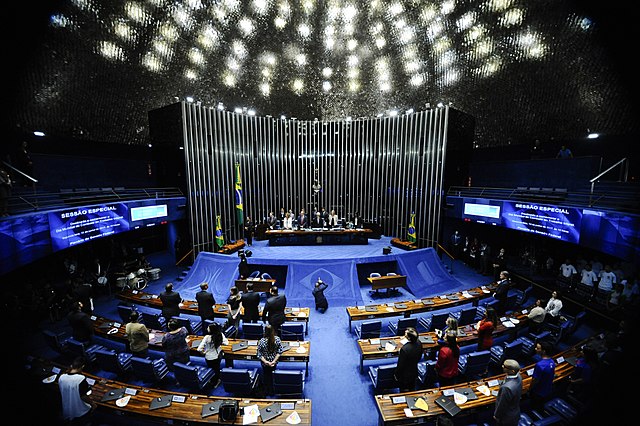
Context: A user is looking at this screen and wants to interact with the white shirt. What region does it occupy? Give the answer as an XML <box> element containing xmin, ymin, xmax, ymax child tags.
<box><xmin>58</xmin><ymin>372</ymin><xmax>91</xmax><ymax>421</ymax></box>
<box><xmin>197</xmin><ymin>333</ymin><xmax>229</xmax><ymax>360</ymax></box>
<box><xmin>580</xmin><ymin>269</ymin><xmax>597</xmax><ymax>287</ymax></box>
<box><xmin>283</xmin><ymin>216</ymin><xmax>293</xmax><ymax>229</ymax></box>
<box><xmin>545</xmin><ymin>298</ymin><xmax>563</xmax><ymax>318</ymax></box>
<box><xmin>560</xmin><ymin>263</ymin><xmax>577</xmax><ymax>278</ymax></box>
<box><xmin>598</xmin><ymin>271</ymin><xmax>616</xmax><ymax>292</ymax></box>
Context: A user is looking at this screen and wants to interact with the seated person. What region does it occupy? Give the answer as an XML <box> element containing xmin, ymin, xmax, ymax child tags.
<box><xmin>283</xmin><ymin>212</ymin><xmax>293</xmax><ymax>229</ymax></box>
<box><xmin>311</xmin><ymin>211</ymin><xmax>324</xmax><ymax>229</ymax></box>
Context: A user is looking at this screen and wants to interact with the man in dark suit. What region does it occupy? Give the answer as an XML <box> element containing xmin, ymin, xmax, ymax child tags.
<box><xmin>67</xmin><ymin>301</ymin><xmax>94</xmax><ymax>343</ymax></box>
<box><xmin>72</xmin><ymin>279</ymin><xmax>93</xmax><ymax>315</ymax></box>
<box><xmin>262</xmin><ymin>285</ymin><xmax>287</xmax><ymax>332</ymax></box>
<box><xmin>297</xmin><ymin>209</ymin><xmax>308</xmax><ymax>229</ymax></box>
<box><xmin>266</xmin><ymin>211</ymin><xmax>278</xmax><ymax>229</ymax></box>
<box><xmin>159</xmin><ymin>282</ymin><xmax>182</xmax><ymax>321</ymax></box>
<box><xmin>195</xmin><ymin>282</ymin><xmax>216</xmax><ymax>325</ymax></box>
<box><xmin>311</xmin><ymin>211</ymin><xmax>324</xmax><ymax>228</ymax></box>
<box><xmin>241</xmin><ymin>282</ymin><xmax>261</xmax><ymax>323</ymax></box>
<box><xmin>320</xmin><ymin>207</ymin><xmax>329</xmax><ymax>225</ymax></box>
<box><xmin>493</xmin><ymin>359</ymin><xmax>523</xmax><ymax>425</ymax></box>
<box><xmin>351</xmin><ymin>212</ymin><xmax>363</xmax><ymax>228</ymax></box>
<box><xmin>493</xmin><ymin>270</ymin><xmax>511</xmax><ymax>315</ymax></box>
<box><xmin>394</xmin><ymin>327</ymin><xmax>423</xmax><ymax>392</ymax></box>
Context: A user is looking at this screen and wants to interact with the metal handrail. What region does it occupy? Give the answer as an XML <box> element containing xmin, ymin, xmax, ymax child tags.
<box><xmin>1</xmin><ymin>160</ymin><xmax>38</xmax><ymax>183</ymax></box>
<box><xmin>589</xmin><ymin>157</ymin><xmax>628</xmax><ymax>207</ymax></box>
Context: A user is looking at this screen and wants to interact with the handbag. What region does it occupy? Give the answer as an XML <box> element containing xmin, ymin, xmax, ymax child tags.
<box><xmin>219</xmin><ymin>399</ymin><xmax>239</xmax><ymax>422</ymax></box>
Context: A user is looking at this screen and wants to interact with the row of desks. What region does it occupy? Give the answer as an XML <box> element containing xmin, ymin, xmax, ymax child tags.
<box><xmin>117</xmin><ymin>288</ymin><xmax>311</xmax><ymax>335</ymax></box>
<box><xmin>346</xmin><ymin>283</ymin><xmax>498</xmax><ymax>330</ymax></box>
<box><xmin>92</xmin><ymin>315</ymin><xmax>311</xmax><ymax>374</ymax></box>
<box><xmin>29</xmin><ymin>356</ymin><xmax>312</xmax><ymax>425</ymax></box>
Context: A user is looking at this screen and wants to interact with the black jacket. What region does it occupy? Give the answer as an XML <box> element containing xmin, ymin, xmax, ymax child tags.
<box><xmin>395</xmin><ymin>340</ymin><xmax>423</xmax><ymax>387</ymax></box>
<box><xmin>312</xmin><ymin>283</ymin><xmax>328</xmax><ymax>309</ymax></box>
<box><xmin>159</xmin><ymin>290</ymin><xmax>182</xmax><ymax>319</ymax></box>
<box><xmin>195</xmin><ymin>290</ymin><xmax>216</xmax><ymax>320</ymax></box>
<box><xmin>241</xmin><ymin>291</ymin><xmax>261</xmax><ymax>322</ymax></box>
<box><xmin>262</xmin><ymin>294</ymin><xmax>287</xmax><ymax>327</ymax></box>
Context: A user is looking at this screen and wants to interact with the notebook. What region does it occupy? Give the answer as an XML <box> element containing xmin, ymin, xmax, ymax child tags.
<box><xmin>201</xmin><ymin>400</ymin><xmax>223</xmax><ymax>418</ymax></box>
<box><xmin>434</xmin><ymin>395</ymin><xmax>461</xmax><ymax>417</ymax></box>
<box><xmin>259</xmin><ymin>402</ymin><xmax>283</xmax><ymax>423</ymax></box>
<box><xmin>101</xmin><ymin>387</ymin><xmax>126</xmax><ymax>402</ymax></box>
<box><xmin>149</xmin><ymin>394</ymin><xmax>173</xmax><ymax>411</ymax></box>
<box><xmin>454</xmin><ymin>387</ymin><xmax>479</xmax><ymax>401</ymax></box>
<box><xmin>232</xmin><ymin>341</ymin><xmax>248</xmax><ymax>352</ymax></box>
<box><xmin>285</xmin><ymin>308</ymin><xmax>293</xmax><ymax>314</ymax></box>
<box><xmin>419</xmin><ymin>335</ymin><xmax>435</xmax><ymax>344</ymax></box>
<box><xmin>98</xmin><ymin>322</ymin><xmax>113</xmax><ymax>330</ymax></box>
<box><xmin>365</xmin><ymin>305</ymin><xmax>378</xmax><ymax>312</ymax></box>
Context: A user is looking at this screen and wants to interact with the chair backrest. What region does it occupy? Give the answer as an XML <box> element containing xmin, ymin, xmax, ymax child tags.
<box><xmin>242</xmin><ymin>322</ymin><xmax>264</xmax><ymax>340</ymax></box>
<box><xmin>95</xmin><ymin>348</ymin><xmax>132</xmax><ymax>374</ymax></box>
<box><xmin>261</xmin><ymin>272</ymin><xmax>272</xmax><ymax>280</ymax></box>
<box><xmin>272</xmin><ymin>369</ymin><xmax>304</xmax><ymax>397</ymax></box>
<box><xmin>280</xmin><ymin>322</ymin><xmax>304</xmax><ymax>341</ymax></box>
<box><xmin>371</xmin><ymin>363</ymin><xmax>397</xmax><ymax>392</ymax></box>
<box><xmin>67</xmin><ymin>338</ymin><xmax>102</xmax><ymax>362</ymax></box>
<box><xmin>356</xmin><ymin>320</ymin><xmax>382</xmax><ymax>339</ymax></box>
<box><xmin>220</xmin><ymin>367</ymin><xmax>257</xmax><ymax>394</ymax></box>
<box><xmin>394</xmin><ymin>317</ymin><xmax>418</xmax><ymax>335</ymax></box>
<box><xmin>173</xmin><ymin>361</ymin><xmax>214</xmax><ymax>390</ymax></box>
<box><xmin>248</xmin><ymin>270</ymin><xmax>261</xmax><ymax>278</ymax></box>
<box><xmin>370</xmin><ymin>272</ymin><xmax>382</xmax><ymax>278</ymax></box>
<box><xmin>460</xmin><ymin>350</ymin><xmax>491</xmax><ymax>379</ymax></box>
<box><xmin>141</xmin><ymin>311</ymin><xmax>167</xmax><ymax>330</ymax></box>
<box><xmin>429</xmin><ymin>311</ymin><xmax>451</xmax><ymax>332</ymax></box>
<box><xmin>457</xmin><ymin>306</ymin><xmax>478</xmax><ymax>326</ymax></box>
<box><xmin>174</xmin><ymin>316</ymin><xmax>201</xmax><ymax>335</ymax></box>
<box><xmin>117</xmin><ymin>305</ymin><xmax>135</xmax><ymax>323</ymax></box>
<box><xmin>130</xmin><ymin>356</ymin><xmax>169</xmax><ymax>382</ymax></box>
<box><xmin>502</xmin><ymin>339</ymin><xmax>523</xmax><ymax>360</ymax></box>
<box><xmin>43</xmin><ymin>329</ymin><xmax>68</xmax><ymax>354</ymax></box>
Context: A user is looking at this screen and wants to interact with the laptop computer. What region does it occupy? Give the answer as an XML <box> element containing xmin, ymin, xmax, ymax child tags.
<box><xmin>201</xmin><ymin>400</ymin><xmax>223</xmax><ymax>418</ymax></box>
<box><xmin>149</xmin><ymin>394</ymin><xmax>173</xmax><ymax>410</ymax></box>
<box><xmin>418</xmin><ymin>335</ymin><xmax>435</xmax><ymax>344</ymax></box>
<box><xmin>232</xmin><ymin>341</ymin><xmax>248</xmax><ymax>352</ymax></box>
<box><xmin>259</xmin><ymin>402</ymin><xmax>283</xmax><ymax>423</ymax></box>
<box><xmin>434</xmin><ymin>395</ymin><xmax>461</xmax><ymax>417</ymax></box>
<box><xmin>454</xmin><ymin>387</ymin><xmax>479</xmax><ymax>401</ymax></box>
<box><xmin>101</xmin><ymin>387</ymin><xmax>126</xmax><ymax>402</ymax></box>
<box><xmin>365</xmin><ymin>305</ymin><xmax>378</xmax><ymax>312</ymax></box>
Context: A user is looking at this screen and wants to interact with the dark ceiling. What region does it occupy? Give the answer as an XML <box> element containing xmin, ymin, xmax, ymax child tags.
<box><xmin>9</xmin><ymin>0</ymin><xmax>640</xmax><ymax>149</ymax></box>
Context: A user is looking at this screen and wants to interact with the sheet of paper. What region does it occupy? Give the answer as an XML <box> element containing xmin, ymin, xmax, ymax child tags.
<box><xmin>370</xmin><ymin>338</ymin><xmax>380</xmax><ymax>345</ymax></box>
<box><xmin>243</xmin><ymin>414</ymin><xmax>258</xmax><ymax>425</ymax></box>
<box><xmin>400</xmin><ymin>337</ymin><xmax>408</xmax><ymax>345</ymax></box>
<box><xmin>244</xmin><ymin>404</ymin><xmax>260</xmax><ymax>417</ymax></box>
<box><xmin>404</xmin><ymin>408</ymin><xmax>414</xmax><ymax>417</ymax></box>
<box><xmin>443</xmin><ymin>389</ymin><xmax>454</xmax><ymax>396</ymax></box>
<box><xmin>385</xmin><ymin>342</ymin><xmax>396</xmax><ymax>351</ymax></box>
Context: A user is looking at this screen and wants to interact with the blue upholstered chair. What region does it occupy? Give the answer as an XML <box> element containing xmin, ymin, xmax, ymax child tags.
<box><xmin>43</xmin><ymin>329</ymin><xmax>70</xmax><ymax>355</ymax></box>
<box><xmin>457</xmin><ymin>349</ymin><xmax>491</xmax><ymax>380</ymax></box>
<box><xmin>490</xmin><ymin>338</ymin><xmax>523</xmax><ymax>367</ymax></box>
<box><xmin>173</xmin><ymin>315</ymin><xmax>202</xmax><ymax>335</ymax></box>
<box><xmin>95</xmin><ymin>348</ymin><xmax>133</xmax><ymax>375</ymax></box>
<box><xmin>280</xmin><ymin>322</ymin><xmax>304</xmax><ymax>341</ymax></box>
<box><xmin>388</xmin><ymin>317</ymin><xmax>417</xmax><ymax>336</ymax></box>
<box><xmin>130</xmin><ymin>356</ymin><xmax>169</xmax><ymax>383</ymax></box>
<box><xmin>219</xmin><ymin>367</ymin><xmax>260</xmax><ymax>396</ymax></box>
<box><xmin>173</xmin><ymin>361</ymin><xmax>215</xmax><ymax>391</ymax></box>
<box><xmin>418</xmin><ymin>310</ymin><xmax>450</xmax><ymax>332</ymax></box>
<box><xmin>272</xmin><ymin>369</ymin><xmax>305</xmax><ymax>397</ymax></box>
<box><xmin>66</xmin><ymin>338</ymin><xmax>106</xmax><ymax>363</ymax></box>
<box><xmin>141</xmin><ymin>311</ymin><xmax>167</xmax><ymax>331</ymax></box>
<box><xmin>355</xmin><ymin>320</ymin><xmax>382</xmax><ymax>339</ymax></box>
<box><xmin>242</xmin><ymin>322</ymin><xmax>265</xmax><ymax>340</ymax></box>
<box><xmin>368</xmin><ymin>363</ymin><xmax>398</xmax><ymax>394</ymax></box>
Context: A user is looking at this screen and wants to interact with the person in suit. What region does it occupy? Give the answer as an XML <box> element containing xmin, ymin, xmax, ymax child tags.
<box><xmin>241</xmin><ymin>282</ymin><xmax>261</xmax><ymax>323</ymax></box>
<box><xmin>394</xmin><ymin>327</ymin><xmax>423</xmax><ymax>392</ymax></box>
<box><xmin>266</xmin><ymin>211</ymin><xmax>278</xmax><ymax>229</ymax></box>
<box><xmin>159</xmin><ymin>282</ymin><xmax>182</xmax><ymax>321</ymax></box>
<box><xmin>312</xmin><ymin>278</ymin><xmax>328</xmax><ymax>313</ymax></box>
<box><xmin>278</xmin><ymin>207</ymin><xmax>286</xmax><ymax>222</ymax></box>
<box><xmin>327</xmin><ymin>209</ymin><xmax>339</xmax><ymax>228</ymax></box>
<box><xmin>297</xmin><ymin>209</ymin><xmax>309</xmax><ymax>229</ymax></box>
<box><xmin>195</xmin><ymin>282</ymin><xmax>216</xmax><ymax>325</ymax></box>
<box><xmin>67</xmin><ymin>301</ymin><xmax>94</xmax><ymax>343</ymax></box>
<box><xmin>493</xmin><ymin>359</ymin><xmax>523</xmax><ymax>426</ymax></box>
<box><xmin>493</xmin><ymin>270</ymin><xmax>511</xmax><ymax>314</ymax></box>
<box><xmin>238</xmin><ymin>251</ymin><xmax>250</xmax><ymax>279</ymax></box>
<box><xmin>244</xmin><ymin>216</ymin><xmax>255</xmax><ymax>246</ymax></box>
<box><xmin>351</xmin><ymin>212</ymin><xmax>363</xmax><ymax>228</ymax></box>
<box><xmin>311</xmin><ymin>211</ymin><xmax>324</xmax><ymax>228</ymax></box>
<box><xmin>262</xmin><ymin>285</ymin><xmax>287</xmax><ymax>333</ymax></box>
<box><xmin>320</xmin><ymin>207</ymin><xmax>329</xmax><ymax>225</ymax></box>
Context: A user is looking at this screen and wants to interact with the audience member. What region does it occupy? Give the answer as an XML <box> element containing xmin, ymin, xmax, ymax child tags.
<box><xmin>226</xmin><ymin>286</ymin><xmax>243</xmax><ymax>333</ymax></box>
<box><xmin>195</xmin><ymin>282</ymin><xmax>216</xmax><ymax>325</ymax></box>
<box><xmin>58</xmin><ymin>357</ymin><xmax>96</xmax><ymax>423</ymax></box>
<box><xmin>241</xmin><ymin>282</ymin><xmax>261</xmax><ymax>323</ymax></box>
<box><xmin>435</xmin><ymin>330</ymin><xmax>460</xmax><ymax>387</ymax></box>
<box><xmin>544</xmin><ymin>290</ymin><xmax>563</xmax><ymax>325</ymax></box>
<box><xmin>125</xmin><ymin>310</ymin><xmax>149</xmax><ymax>358</ymax></box>
<box><xmin>159</xmin><ymin>282</ymin><xmax>182</xmax><ymax>321</ymax></box>
<box><xmin>621</xmin><ymin>276</ymin><xmax>639</xmax><ymax>307</ymax></box>
<box><xmin>529</xmin><ymin>341</ymin><xmax>555</xmax><ymax>411</ymax></box>
<box><xmin>558</xmin><ymin>258</ymin><xmax>577</xmax><ymax>285</ymax></box>
<box><xmin>262</xmin><ymin>285</ymin><xmax>287</xmax><ymax>333</ymax></box>
<box><xmin>312</xmin><ymin>278</ymin><xmax>328</xmax><ymax>313</ymax></box>
<box><xmin>257</xmin><ymin>323</ymin><xmax>284</xmax><ymax>395</ymax></box>
<box><xmin>527</xmin><ymin>299</ymin><xmax>546</xmax><ymax>334</ymax></box>
<box><xmin>556</xmin><ymin>144</ymin><xmax>573</xmax><ymax>159</ymax></box>
<box><xmin>479</xmin><ymin>241</ymin><xmax>492</xmax><ymax>275</ymax></box>
<box><xmin>67</xmin><ymin>301</ymin><xmax>94</xmax><ymax>343</ymax></box>
<box><xmin>197</xmin><ymin>322</ymin><xmax>228</xmax><ymax>387</ymax></box>
<box><xmin>493</xmin><ymin>359</ymin><xmax>522</xmax><ymax>426</ymax></box>
<box><xmin>476</xmin><ymin>306</ymin><xmax>498</xmax><ymax>350</ymax></box>
<box><xmin>162</xmin><ymin>318</ymin><xmax>190</xmax><ymax>370</ymax></box>
<box><xmin>391</xmin><ymin>327</ymin><xmax>421</xmax><ymax>393</ymax></box>
<box><xmin>492</xmin><ymin>247</ymin><xmax>507</xmax><ymax>280</ymax></box>
<box><xmin>606</xmin><ymin>283</ymin><xmax>624</xmax><ymax>314</ymax></box>
<box><xmin>597</xmin><ymin>264</ymin><xmax>616</xmax><ymax>293</ymax></box>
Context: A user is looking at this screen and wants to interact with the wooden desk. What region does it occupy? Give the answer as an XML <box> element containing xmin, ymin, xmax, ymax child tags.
<box><xmin>28</xmin><ymin>356</ymin><xmax>312</xmax><ymax>425</ymax></box>
<box><xmin>390</xmin><ymin>238</ymin><xmax>418</xmax><ymax>250</ymax></box>
<box><xmin>91</xmin><ymin>315</ymin><xmax>311</xmax><ymax>374</ymax></box>
<box><xmin>345</xmin><ymin>284</ymin><xmax>497</xmax><ymax>331</ymax></box>
<box><xmin>217</xmin><ymin>239</ymin><xmax>246</xmax><ymax>254</ymax></box>
<box><xmin>116</xmin><ymin>289</ymin><xmax>310</xmax><ymax>334</ymax></box>
<box><xmin>374</xmin><ymin>341</ymin><xmax>586</xmax><ymax>425</ymax></box>
<box><xmin>367</xmin><ymin>275</ymin><xmax>407</xmax><ymax>294</ymax></box>
<box><xmin>265</xmin><ymin>228</ymin><xmax>373</xmax><ymax>245</ymax></box>
<box><xmin>356</xmin><ymin>306</ymin><xmax>530</xmax><ymax>372</ymax></box>
<box><xmin>235</xmin><ymin>278</ymin><xmax>275</xmax><ymax>293</ymax></box>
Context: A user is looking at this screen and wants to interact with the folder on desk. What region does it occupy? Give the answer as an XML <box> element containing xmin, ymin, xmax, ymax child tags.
<box><xmin>232</xmin><ymin>341</ymin><xmax>248</xmax><ymax>352</ymax></box>
<box><xmin>434</xmin><ymin>395</ymin><xmax>461</xmax><ymax>417</ymax></box>
<box><xmin>201</xmin><ymin>400</ymin><xmax>223</xmax><ymax>418</ymax></box>
<box><xmin>218</xmin><ymin>306</ymin><xmax>228</xmax><ymax>312</ymax></box>
<box><xmin>140</xmin><ymin>295</ymin><xmax>153</xmax><ymax>300</ymax></box>
<box><xmin>101</xmin><ymin>387</ymin><xmax>126</xmax><ymax>402</ymax></box>
<box><xmin>407</xmin><ymin>396</ymin><xmax>428</xmax><ymax>410</ymax></box>
<box><xmin>419</xmin><ymin>335</ymin><xmax>435</xmax><ymax>344</ymax></box>
<box><xmin>149</xmin><ymin>394</ymin><xmax>173</xmax><ymax>411</ymax></box>
<box><xmin>280</xmin><ymin>342</ymin><xmax>291</xmax><ymax>352</ymax></box>
<box><xmin>98</xmin><ymin>322</ymin><xmax>113</xmax><ymax>330</ymax></box>
<box><xmin>260</xmin><ymin>402</ymin><xmax>283</xmax><ymax>422</ymax></box>
<box><xmin>365</xmin><ymin>305</ymin><xmax>378</xmax><ymax>312</ymax></box>
<box><xmin>468</xmin><ymin>291</ymin><xmax>479</xmax><ymax>296</ymax></box>
<box><xmin>457</xmin><ymin>329</ymin><xmax>467</xmax><ymax>337</ymax></box>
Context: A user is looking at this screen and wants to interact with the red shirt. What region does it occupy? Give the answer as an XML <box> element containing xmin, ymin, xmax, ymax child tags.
<box><xmin>477</xmin><ymin>319</ymin><xmax>495</xmax><ymax>350</ymax></box>
<box><xmin>435</xmin><ymin>345</ymin><xmax>460</xmax><ymax>379</ymax></box>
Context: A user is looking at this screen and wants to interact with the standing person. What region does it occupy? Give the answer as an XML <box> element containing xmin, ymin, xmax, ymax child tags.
<box><xmin>479</xmin><ymin>241</ymin><xmax>492</xmax><ymax>275</ymax></box>
<box><xmin>450</xmin><ymin>230</ymin><xmax>462</xmax><ymax>258</ymax></box>
<box><xmin>492</xmin><ymin>248</ymin><xmax>507</xmax><ymax>280</ymax></box>
<box><xmin>262</xmin><ymin>285</ymin><xmax>287</xmax><ymax>333</ymax></box>
<box><xmin>544</xmin><ymin>290</ymin><xmax>563</xmax><ymax>326</ymax></box>
<box><xmin>197</xmin><ymin>322</ymin><xmax>228</xmax><ymax>387</ymax></box>
<box><xmin>278</xmin><ymin>207</ymin><xmax>286</xmax><ymax>223</ymax></box>
<box><xmin>556</xmin><ymin>144</ymin><xmax>573</xmax><ymax>159</ymax></box>
<box><xmin>241</xmin><ymin>282</ymin><xmax>261</xmax><ymax>323</ymax></box>
<box><xmin>195</xmin><ymin>282</ymin><xmax>216</xmax><ymax>326</ymax></box>
<box><xmin>71</xmin><ymin>279</ymin><xmax>93</xmax><ymax>315</ymax></box>
<box><xmin>597</xmin><ymin>264</ymin><xmax>616</xmax><ymax>293</ymax></box>
<box><xmin>162</xmin><ymin>318</ymin><xmax>190</xmax><ymax>371</ymax></box>
<box><xmin>297</xmin><ymin>209</ymin><xmax>308</xmax><ymax>229</ymax></box>
<box><xmin>226</xmin><ymin>286</ymin><xmax>243</xmax><ymax>334</ymax></box>
<box><xmin>527</xmin><ymin>299</ymin><xmax>546</xmax><ymax>334</ymax></box>
<box><xmin>125</xmin><ymin>310</ymin><xmax>149</xmax><ymax>358</ymax></box>
<box><xmin>159</xmin><ymin>282</ymin><xmax>182</xmax><ymax>321</ymax></box>
<box><xmin>238</xmin><ymin>251</ymin><xmax>250</xmax><ymax>279</ymax></box>
<box><xmin>476</xmin><ymin>306</ymin><xmax>498</xmax><ymax>351</ymax></box>
<box><xmin>351</xmin><ymin>212</ymin><xmax>363</xmax><ymax>228</ymax></box>
<box><xmin>58</xmin><ymin>357</ymin><xmax>96</xmax><ymax>423</ymax></box>
<box><xmin>244</xmin><ymin>216</ymin><xmax>255</xmax><ymax>246</ymax></box>
<box><xmin>493</xmin><ymin>359</ymin><xmax>523</xmax><ymax>426</ymax></box>
<box><xmin>559</xmin><ymin>258</ymin><xmax>578</xmax><ymax>286</ymax></box>
<box><xmin>327</xmin><ymin>209</ymin><xmax>339</xmax><ymax>228</ymax></box>
<box><xmin>0</xmin><ymin>165</ymin><xmax>12</xmax><ymax>217</ymax></box>
<box><xmin>435</xmin><ymin>330</ymin><xmax>460</xmax><ymax>387</ymax></box>
<box><xmin>394</xmin><ymin>327</ymin><xmax>423</xmax><ymax>392</ymax></box>
<box><xmin>320</xmin><ymin>207</ymin><xmax>329</xmax><ymax>225</ymax></box>
<box><xmin>493</xmin><ymin>271</ymin><xmax>511</xmax><ymax>315</ymax></box>
<box><xmin>312</xmin><ymin>278</ymin><xmax>328</xmax><ymax>313</ymax></box>
<box><xmin>257</xmin><ymin>324</ymin><xmax>284</xmax><ymax>395</ymax></box>
<box><xmin>311</xmin><ymin>211</ymin><xmax>324</xmax><ymax>228</ymax></box>
<box><xmin>282</xmin><ymin>211</ymin><xmax>293</xmax><ymax>229</ymax></box>
<box><xmin>529</xmin><ymin>341</ymin><xmax>556</xmax><ymax>411</ymax></box>
<box><xmin>67</xmin><ymin>301</ymin><xmax>94</xmax><ymax>343</ymax></box>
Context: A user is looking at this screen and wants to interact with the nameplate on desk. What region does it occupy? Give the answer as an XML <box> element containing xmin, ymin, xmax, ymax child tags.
<box><xmin>281</xmin><ymin>402</ymin><xmax>295</xmax><ymax>410</ymax></box>
<box><xmin>140</xmin><ymin>295</ymin><xmax>153</xmax><ymax>300</ymax></box>
<box><xmin>365</xmin><ymin>306</ymin><xmax>378</xmax><ymax>312</ymax></box>
<box><xmin>172</xmin><ymin>395</ymin><xmax>186</xmax><ymax>403</ymax></box>
<box><xmin>422</xmin><ymin>299</ymin><xmax>434</xmax><ymax>305</ymax></box>
<box><xmin>487</xmin><ymin>379</ymin><xmax>500</xmax><ymax>387</ymax></box>
<box><xmin>392</xmin><ymin>396</ymin><xmax>406</xmax><ymax>404</ymax></box>
<box><xmin>394</xmin><ymin>303</ymin><xmax>407</xmax><ymax>309</ymax></box>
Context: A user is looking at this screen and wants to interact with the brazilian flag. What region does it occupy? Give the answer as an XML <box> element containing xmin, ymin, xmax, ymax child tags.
<box><xmin>215</xmin><ymin>215</ymin><xmax>224</xmax><ymax>250</ymax></box>
<box><xmin>234</xmin><ymin>162</ymin><xmax>244</xmax><ymax>225</ymax></box>
<box><xmin>407</xmin><ymin>213</ymin><xmax>416</xmax><ymax>243</ymax></box>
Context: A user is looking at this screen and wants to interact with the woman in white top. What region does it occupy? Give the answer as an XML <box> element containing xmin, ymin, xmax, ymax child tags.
<box><xmin>283</xmin><ymin>212</ymin><xmax>293</xmax><ymax>229</ymax></box>
<box><xmin>544</xmin><ymin>290</ymin><xmax>563</xmax><ymax>325</ymax></box>
<box><xmin>327</xmin><ymin>209</ymin><xmax>340</xmax><ymax>228</ymax></box>
<box><xmin>197</xmin><ymin>322</ymin><xmax>229</xmax><ymax>385</ymax></box>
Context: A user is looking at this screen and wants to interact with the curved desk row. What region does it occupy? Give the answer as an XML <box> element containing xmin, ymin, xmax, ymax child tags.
<box><xmin>117</xmin><ymin>288</ymin><xmax>311</xmax><ymax>334</ymax></box>
<box><xmin>29</xmin><ymin>356</ymin><xmax>312</xmax><ymax>425</ymax></box>
<box><xmin>265</xmin><ymin>228</ymin><xmax>373</xmax><ymax>245</ymax></box>
<box><xmin>346</xmin><ymin>283</ymin><xmax>498</xmax><ymax>331</ymax></box>
<box><xmin>374</xmin><ymin>337</ymin><xmax>589</xmax><ymax>425</ymax></box>
<box><xmin>356</xmin><ymin>305</ymin><xmax>533</xmax><ymax>372</ymax></box>
<box><xmin>92</xmin><ymin>315</ymin><xmax>311</xmax><ymax>374</ymax></box>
